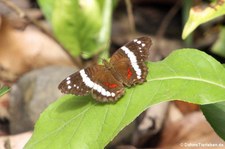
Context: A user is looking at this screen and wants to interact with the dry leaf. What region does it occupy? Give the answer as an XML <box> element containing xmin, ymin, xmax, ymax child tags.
<box><xmin>0</xmin><ymin>16</ymin><xmax>73</xmax><ymax>81</ymax></box>
<box><xmin>159</xmin><ymin>111</ymin><xmax>225</xmax><ymax>148</ymax></box>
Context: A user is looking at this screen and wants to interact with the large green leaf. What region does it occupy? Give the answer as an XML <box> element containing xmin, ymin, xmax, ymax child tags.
<box><xmin>201</xmin><ymin>102</ymin><xmax>225</xmax><ymax>140</ymax></box>
<box><xmin>25</xmin><ymin>49</ymin><xmax>225</xmax><ymax>148</ymax></box>
<box><xmin>38</xmin><ymin>0</ymin><xmax>115</xmax><ymax>58</ymax></box>
<box><xmin>182</xmin><ymin>1</ymin><xmax>225</xmax><ymax>39</ymax></box>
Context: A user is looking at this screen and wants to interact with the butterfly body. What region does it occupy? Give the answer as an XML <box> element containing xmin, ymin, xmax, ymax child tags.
<box><xmin>58</xmin><ymin>36</ymin><xmax>152</xmax><ymax>102</ymax></box>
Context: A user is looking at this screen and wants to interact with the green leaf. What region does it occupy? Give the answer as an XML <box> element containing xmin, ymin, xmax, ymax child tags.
<box><xmin>0</xmin><ymin>86</ymin><xmax>9</xmax><ymax>97</ymax></box>
<box><xmin>25</xmin><ymin>49</ymin><xmax>225</xmax><ymax>148</ymax></box>
<box><xmin>201</xmin><ymin>102</ymin><xmax>225</xmax><ymax>140</ymax></box>
<box><xmin>200</xmin><ymin>63</ymin><xmax>225</xmax><ymax>141</ymax></box>
<box><xmin>182</xmin><ymin>1</ymin><xmax>225</xmax><ymax>39</ymax></box>
<box><xmin>212</xmin><ymin>26</ymin><xmax>225</xmax><ymax>57</ymax></box>
<box><xmin>37</xmin><ymin>0</ymin><xmax>54</xmax><ymax>21</ymax></box>
<box><xmin>38</xmin><ymin>0</ymin><xmax>115</xmax><ymax>58</ymax></box>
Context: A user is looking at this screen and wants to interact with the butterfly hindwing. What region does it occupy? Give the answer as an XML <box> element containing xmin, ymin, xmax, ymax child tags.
<box><xmin>111</xmin><ymin>59</ymin><xmax>148</xmax><ymax>86</ymax></box>
<box><xmin>90</xmin><ymin>65</ymin><xmax>125</xmax><ymax>102</ymax></box>
<box><xmin>110</xmin><ymin>36</ymin><xmax>151</xmax><ymax>86</ymax></box>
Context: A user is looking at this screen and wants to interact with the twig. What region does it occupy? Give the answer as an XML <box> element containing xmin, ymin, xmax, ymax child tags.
<box><xmin>125</xmin><ymin>0</ymin><xmax>135</xmax><ymax>33</ymax></box>
<box><xmin>0</xmin><ymin>0</ymin><xmax>52</xmax><ymax>37</ymax></box>
<box><xmin>156</xmin><ymin>0</ymin><xmax>182</xmax><ymax>42</ymax></box>
<box><xmin>0</xmin><ymin>0</ymin><xmax>82</xmax><ymax>68</ymax></box>
<box><xmin>154</xmin><ymin>0</ymin><xmax>181</xmax><ymax>57</ymax></box>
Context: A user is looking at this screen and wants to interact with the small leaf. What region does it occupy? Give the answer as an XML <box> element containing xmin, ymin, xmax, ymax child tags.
<box><xmin>212</xmin><ymin>26</ymin><xmax>225</xmax><ymax>57</ymax></box>
<box><xmin>38</xmin><ymin>0</ymin><xmax>115</xmax><ymax>58</ymax></box>
<box><xmin>0</xmin><ymin>86</ymin><xmax>9</xmax><ymax>96</ymax></box>
<box><xmin>201</xmin><ymin>102</ymin><xmax>225</xmax><ymax>140</ymax></box>
<box><xmin>25</xmin><ymin>49</ymin><xmax>225</xmax><ymax>148</ymax></box>
<box><xmin>182</xmin><ymin>1</ymin><xmax>225</xmax><ymax>39</ymax></box>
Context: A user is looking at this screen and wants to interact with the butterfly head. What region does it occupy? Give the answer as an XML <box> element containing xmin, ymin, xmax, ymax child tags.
<box><xmin>102</xmin><ymin>59</ymin><xmax>112</xmax><ymax>69</ymax></box>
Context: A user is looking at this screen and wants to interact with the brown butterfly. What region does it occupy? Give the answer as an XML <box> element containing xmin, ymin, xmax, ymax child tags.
<box><xmin>58</xmin><ymin>36</ymin><xmax>152</xmax><ymax>102</ymax></box>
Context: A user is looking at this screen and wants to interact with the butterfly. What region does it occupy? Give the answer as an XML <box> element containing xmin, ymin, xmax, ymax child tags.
<box><xmin>58</xmin><ymin>36</ymin><xmax>152</xmax><ymax>102</ymax></box>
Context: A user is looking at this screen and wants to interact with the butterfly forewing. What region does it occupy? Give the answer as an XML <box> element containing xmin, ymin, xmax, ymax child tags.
<box><xmin>58</xmin><ymin>69</ymin><xmax>92</xmax><ymax>96</ymax></box>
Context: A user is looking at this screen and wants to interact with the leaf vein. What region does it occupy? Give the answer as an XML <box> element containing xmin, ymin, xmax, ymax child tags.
<box><xmin>111</xmin><ymin>88</ymin><xmax>134</xmax><ymax>137</ymax></box>
<box><xmin>29</xmin><ymin>103</ymin><xmax>96</xmax><ymax>147</ymax></box>
<box><xmin>148</xmin><ymin>76</ymin><xmax>225</xmax><ymax>89</ymax></box>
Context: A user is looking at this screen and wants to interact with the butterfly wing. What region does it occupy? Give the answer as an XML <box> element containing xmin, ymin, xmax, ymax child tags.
<box><xmin>90</xmin><ymin>65</ymin><xmax>125</xmax><ymax>102</ymax></box>
<box><xmin>110</xmin><ymin>36</ymin><xmax>152</xmax><ymax>86</ymax></box>
<box><xmin>58</xmin><ymin>65</ymin><xmax>124</xmax><ymax>102</ymax></box>
<box><xmin>58</xmin><ymin>68</ymin><xmax>93</xmax><ymax>96</ymax></box>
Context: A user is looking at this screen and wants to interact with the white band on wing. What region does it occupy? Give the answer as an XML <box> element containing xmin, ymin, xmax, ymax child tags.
<box><xmin>80</xmin><ymin>69</ymin><xmax>115</xmax><ymax>97</ymax></box>
<box><xmin>121</xmin><ymin>46</ymin><xmax>141</xmax><ymax>79</ymax></box>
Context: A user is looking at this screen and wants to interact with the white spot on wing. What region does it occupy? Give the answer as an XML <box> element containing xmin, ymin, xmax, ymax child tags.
<box><xmin>106</xmin><ymin>91</ymin><xmax>111</xmax><ymax>97</ymax></box>
<box><xmin>133</xmin><ymin>39</ymin><xmax>137</xmax><ymax>42</ymax></box>
<box><xmin>66</xmin><ymin>80</ymin><xmax>71</xmax><ymax>84</ymax></box>
<box><xmin>102</xmin><ymin>89</ymin><xmax>107</xmax><ymax>96</ymax></box>
<box><xmin>68</xmin><ymin>85</ymin><xmax>72</xmax><ymax>89</ymax></box>
<box><xmin>137</xmin><ymin>40</ymin><xmax>141</xmax><ymax>44</ymax></box>
<box><xmin>66</xmin><ymin>77</ymin><xmax>70</xmax><ymax>80</ymax></box>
